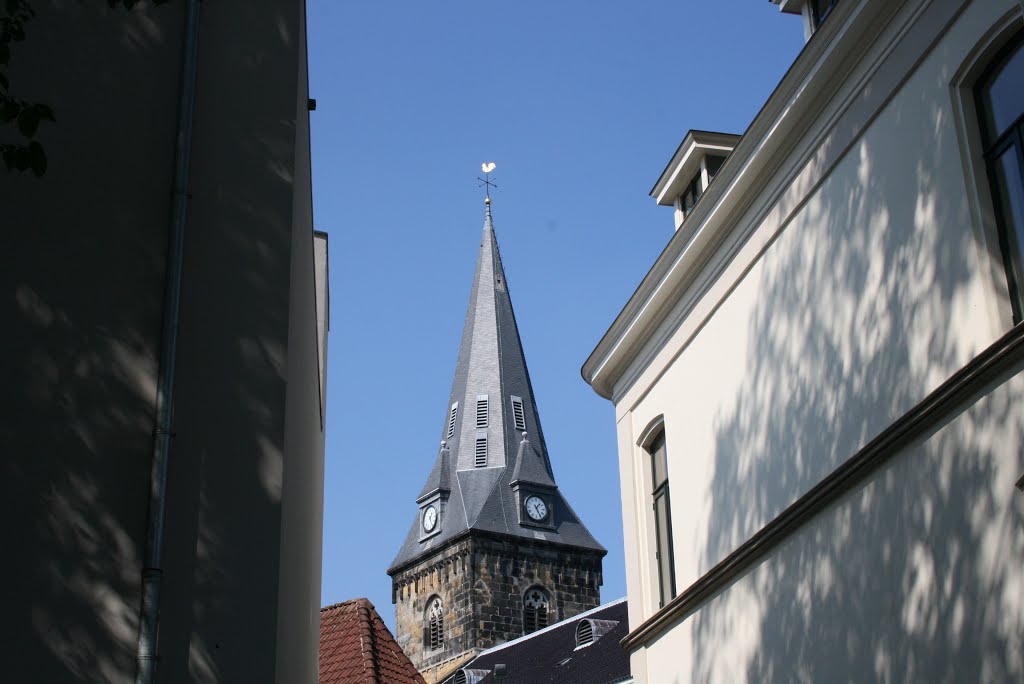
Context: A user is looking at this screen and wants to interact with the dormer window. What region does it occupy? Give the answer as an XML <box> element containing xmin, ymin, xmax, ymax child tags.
<box><xmin>574</xmin><ymin>618</ymin><xmax>619</xmax><ymax>648</ymax></box>
<box><xmin>769</xmin><ymin>0</ymin><xmax>839</xmax><ymax>41</ymax></box>
<box><xmin>650</xmin><ymin>131</ymin><xmax>741</xmax><ymax>232</ymax></box>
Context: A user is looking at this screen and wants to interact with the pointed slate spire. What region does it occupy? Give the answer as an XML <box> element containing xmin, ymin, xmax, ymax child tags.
<box><xmin>417</xmin><ymin>441</ymin><xmax>451</xmax><ymax>503</ymax></box>
<box><xmin>389</xmin><ymin>200</ymin><xmax>604</xmax><ymax>574</ymax></box>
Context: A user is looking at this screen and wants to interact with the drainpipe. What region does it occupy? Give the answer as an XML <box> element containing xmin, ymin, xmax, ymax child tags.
<box><xmin>135</xmin><ymin>1</ymin><xmax>201</xmax><ymax>682</ymax></box>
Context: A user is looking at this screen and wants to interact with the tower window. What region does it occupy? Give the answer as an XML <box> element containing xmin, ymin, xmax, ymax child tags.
<box><xmin>650</xmin><ymin>431</ymin><xmax>676</xmax><ymax>608</ymax></box>
<box><xmin>976</xmin><ymin>30</ymin><xmax>1024</xmax><ymax>322</ymax></box>
<box><xmin>447</xmin><ymin>403</ymin><xmax>459</xmax><ymax>439</ymax></box>
<box><xmin>476</xmin><ymin>395</ymin><xmax>489</xmax><ymax>428</ymax></box>
<box><xmin>510</xmin><ymin>396</ymin><xmax>526</xmax><ymax>431</ymax></box>
<box><xmin>425</xmin><ymin>596</ymin><xmax>444</xmax><ymax>651</ymax></box>
<box><xmin>523</xmin><ymin>586</ymin><xmax>550</xmax><ymax>634</ymax></box>
<box><xmin>475</xmin><ymin>435</ymin><xmax>488</xmax><ymax>467</ymax></box>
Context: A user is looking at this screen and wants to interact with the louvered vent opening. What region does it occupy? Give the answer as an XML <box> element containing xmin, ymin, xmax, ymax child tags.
<box><xmin>576</xmin><ymin>620</ymin><xmax>594</xmax><ymax>647</ymax></box>
<box><xmin>511</xmin><ymin>396</ymin><xmax>525</xmax><ymax>431</ymax></box>
<box><xmin>475</xmin><ymin>436</ymin><xmax>487</xmax><ymax>467</ymax></box>
<box><xmin>524</xmin><ymin>605</ymin><xmax>548</xmax><ymax>633</ymax></box>
<box><xmin>446</xmin><ymin>403</ymin><xmax>458</xmax><ymax>439</ymax></box>
<box><xmin>454</xmin><ymin>673</ymin><xmax>467</xmax><ymax>684</ymax></box>
<box><xmin>523</xmin><ymin>587</ymin><xmax>549</xmax><ymax>634</ymax></box>
<box><xmin>476</xmin><ymin>395</ymin><xmax>489</xmax><ymax>428</ymax></box>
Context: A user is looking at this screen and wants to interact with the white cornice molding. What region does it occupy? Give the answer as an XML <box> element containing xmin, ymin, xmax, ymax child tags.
<box><xmin>582</xmin><ymin>0</ymin><xmax>921</xmax><ymax>401</ymax></box>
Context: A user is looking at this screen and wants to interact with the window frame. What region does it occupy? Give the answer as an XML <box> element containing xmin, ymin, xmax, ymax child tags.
<box><xmin>522</xmin><ymin>585</ymin><xmax>551</xmax><ymax>634</ymax></box>
<box><xmin>424</xmin><ymin>595</ymin><xmax>444</xmax><ymax>652</ymax></box>
<box><xmin>648</xmin><ymin>430</ymin><xmax>677</xmax><ymax>609</ymax></box>
<box><xmin>950</xmin><ymin>10</ymin><xmax>1024</xmax><ymax>332</ymax></box>
<box><xmin>974</xmin><ymin>29</ymin><xmax>1024</xmax><ymax>322</ymax></box>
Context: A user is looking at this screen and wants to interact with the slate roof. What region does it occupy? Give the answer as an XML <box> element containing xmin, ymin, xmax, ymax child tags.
<box><xmin>389</xmin><ymin>203</ymin><xmax>605</xmax><ymax>574</ymax></box>
<box><xmin>441</xmin><ymin>598</ymin><xmax>631</xmax><ymax>684</ymax></box>
<box><xmin>320</xmin><ymin>599</ymin><xmax>426</xmax><ymax>684</ymax></box>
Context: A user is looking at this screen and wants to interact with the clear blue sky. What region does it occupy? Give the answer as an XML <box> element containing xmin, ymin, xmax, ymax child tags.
<box><xmin>309</xmin><ymin>0</ymin><xmax>804</xmax><ymax>632</ymax></box>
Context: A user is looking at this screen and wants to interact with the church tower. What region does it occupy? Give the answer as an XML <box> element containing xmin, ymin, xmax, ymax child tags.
<box><xmin>387</xmin><ymin>197</ymin><xmax>605</xmax><ymax>681</ymax></box>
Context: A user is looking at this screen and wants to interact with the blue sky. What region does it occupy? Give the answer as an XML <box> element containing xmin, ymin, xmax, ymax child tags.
<box><xmin>309</xmin><ymin>0</ymin><xmax>804</xmax><ymax>631</ymax></box>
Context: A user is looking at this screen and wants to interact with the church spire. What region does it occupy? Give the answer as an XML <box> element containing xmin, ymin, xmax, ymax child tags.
<box><xmin>389</xmin><ymin>193</ymin><xmax>604</xmax><ymax>574</ymax></box>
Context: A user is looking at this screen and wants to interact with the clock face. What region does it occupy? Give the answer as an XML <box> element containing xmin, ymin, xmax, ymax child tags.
<box><xmin>422</xmin><ymin>505</ymin><xmax>438</xmax><ymax>532</ymax></box>
<box><xmin>525</xmin><ymin>495</ymin><xmax>548</xmax><ymax>521</ymax></box>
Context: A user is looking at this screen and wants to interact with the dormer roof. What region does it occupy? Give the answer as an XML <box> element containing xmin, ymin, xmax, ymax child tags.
<box><xmin>649</xmin><ymin>129</ymin><xmax>741</xmax><ymax>207</ymax></box>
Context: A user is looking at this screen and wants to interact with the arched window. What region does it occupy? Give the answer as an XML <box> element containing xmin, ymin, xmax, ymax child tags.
<box><xmin>523</xmin><ymin>586</ymin><xmax>550</xmax><ymax>634</ymax></box>
<box><xmin>649</xmin><ymin>430</ymin><xmax>676</xmax><ymax>608</ymax></box>
<box><xmin>425</xmin><ymin>596</ymin><xmax>443</xmax><ymax>651</ymax></box>
<box><xmin>976</xmin><ymin>29</ymin><xmax>1024</xmax><ymax>321</ymax></box>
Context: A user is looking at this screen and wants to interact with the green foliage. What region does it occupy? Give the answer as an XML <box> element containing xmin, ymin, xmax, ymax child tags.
<box><xmin>2</xmin><ymin>0</ymin><xmax>174</xmax><ymax>177</ymax></box>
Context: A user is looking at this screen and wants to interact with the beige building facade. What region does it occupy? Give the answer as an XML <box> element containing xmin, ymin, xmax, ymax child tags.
<box><xmin>584</xmin><ymin>0</ymin><xmax>1024</xmax><ymax>681</ymax></box>
<box><xmin>2</xmin><ymin>1</ymin><xmax>327</xmax><ymax>682</ymax></box>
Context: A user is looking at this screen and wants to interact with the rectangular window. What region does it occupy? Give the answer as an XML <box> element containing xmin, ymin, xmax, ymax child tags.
<box><xmin>511</xmin><ymin>396</ymin><xmax>526</xmax><ymax>431</ymax></box>
<box><xmin>475</xmin><ymin>435</ymin><xmax>488</xmax><ymax>467</ymax></box>
<box><xmin>476</xmin><ymin>395</ymin><xmax>489</xmax><ymax>428</ymax></box>
<box><xmin>446</xmin><ymin>403</ymin><xmax>459</xmax><ymax>439</ymax></box>
<box><xmin>650</xmin><ymin>432</ymin><xmax>676</xmax><ymax>608</ymax></box>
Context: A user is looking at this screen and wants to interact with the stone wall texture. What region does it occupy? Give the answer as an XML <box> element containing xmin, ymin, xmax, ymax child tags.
<box><xmin>391</xmin><ymin>534</ymin><xmax>603</xmax><ymax>682</ymax></box>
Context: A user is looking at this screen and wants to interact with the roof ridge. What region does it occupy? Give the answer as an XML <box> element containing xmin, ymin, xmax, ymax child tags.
<box><xmin>320</xmin><ymin>597</ymin><xmax>373</xmax><ymax>612</ymax></box>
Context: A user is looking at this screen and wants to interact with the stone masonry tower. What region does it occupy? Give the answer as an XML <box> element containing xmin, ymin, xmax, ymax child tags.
<box><xmin>387</xmin><ymin>198</ymin><xmax>605</xmax><ymax>682</ymax></box>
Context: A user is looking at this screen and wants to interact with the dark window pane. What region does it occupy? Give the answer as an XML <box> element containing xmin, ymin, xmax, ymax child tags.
<box><xmin>654</xmin><ymin>492</ymin><xmax>675</xmax><ymax>606</ymax></box>
<box><xmin>651</xmin><ymin>433</ymin><xmax>667</xmax><ymax>487</ymax></box>
<box><xmin>813</xmin><ymin>0</ymin><xmax>837</xmax><ymax>26</ymax></box>
<box><xmin>706</xmin><ymin>155</ymin><xmax>724</xmax><ymax>181</ymax></box>
<box><xmin>991</xmin><ymin>144</ymin><xmax>1024</xmax><ymax>314</ymax></box>
<box><xmin>979</xmin><ymin>37</ymin><xmax>1024</xmax><ymax>144</ymax></box>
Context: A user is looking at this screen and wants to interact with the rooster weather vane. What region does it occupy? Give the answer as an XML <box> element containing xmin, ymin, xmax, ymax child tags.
<box><xmin>478</xmin><ymin>162</ymin><xmax>497</xmax><ymax>203</ymax></box>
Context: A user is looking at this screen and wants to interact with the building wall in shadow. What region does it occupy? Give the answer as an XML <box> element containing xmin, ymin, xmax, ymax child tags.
<box><xmin>1</xmin><ymin>1</ymin><xmax>327</xmax><ymax>682</ymax></box>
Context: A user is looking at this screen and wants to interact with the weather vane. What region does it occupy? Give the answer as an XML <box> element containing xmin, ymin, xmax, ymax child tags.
<box><xmin>478</xmin><ymin>162</ymin><xmax>497</xmax><ymax>204</ymax></box>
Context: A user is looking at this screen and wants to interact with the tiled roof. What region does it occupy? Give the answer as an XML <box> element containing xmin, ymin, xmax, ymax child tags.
<box><xmin>320</xmin><ymin>599</ymin><xmax>426</xmax><ymax>684</ymax></box>
<box><xmin>389</xmin><ymin>205</ymin><xmax>605</xmax><ymax>574</ymax></box>
<box><xmin>442</xmin><ymin>599</ymin><xmax>631</xmax><ymax>684</ymax></box>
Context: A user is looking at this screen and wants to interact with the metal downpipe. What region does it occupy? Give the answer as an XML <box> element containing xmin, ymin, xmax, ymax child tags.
<box><xmin>135</xmin><ymin>1</ymin><xmax>201</xmax><ymax>681</ymax></box>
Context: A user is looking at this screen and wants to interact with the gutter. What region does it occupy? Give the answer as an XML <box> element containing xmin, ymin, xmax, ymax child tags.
<box><xmin>135</xmin><ymin>1</ymin><xmax>201</xmax><ymax>681</ymax></box>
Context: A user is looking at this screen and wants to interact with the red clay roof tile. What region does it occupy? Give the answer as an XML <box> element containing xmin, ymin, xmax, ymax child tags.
<box><xmin>320</xmin><ymin>598</ymin><xmax>426</xmax><ymax>684</ymax></box>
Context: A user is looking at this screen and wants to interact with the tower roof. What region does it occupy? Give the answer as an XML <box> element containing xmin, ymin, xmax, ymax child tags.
<box><xmin>389</xmin><ymin>202</ymin><xmax>605</xmax><ymax>574</ymax></box>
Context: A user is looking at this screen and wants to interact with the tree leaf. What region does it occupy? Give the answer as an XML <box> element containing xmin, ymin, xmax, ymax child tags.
<box><xmin>1</xmin><ymin>98</ymin><xmax>19</xmax><ymax>122</ymax></box>
<box><xmin>17</xmin><ymin>104</ymin><xmax>38</xmax><ymax>137</ymax></box>
<box><xmin>5</xmin><ymin>0</ymin><xmax>19</xmax><ymax>15</ymax></box>
<box><xmin>0</xmin><ymin>73</ymin><xmax>8</xmax><ymax>92</ymax></box>
<box><xmin>13</xmin><ymin>144</ymin><xmax>29</xmax><ymax>171</ymax></box>
<box><xmin>0</xmin><ymin>43</ymin><xmax>10</xmax><ymax>66</ymax></box>
<box><xmin>35</xmin><ymin>103</ymin><xmax>54</xmax><ymax>121</ymax></box>
<box><xmin>28</xmin><ymin>140</ymin><xmax>46</xmax><ymax>176</ymax></box>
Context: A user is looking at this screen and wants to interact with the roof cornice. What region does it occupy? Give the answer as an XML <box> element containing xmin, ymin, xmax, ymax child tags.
<box><xmin>583</xmin><ymin>0</ymin><xmax>902</xmax><ymax>401</ymax></box>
